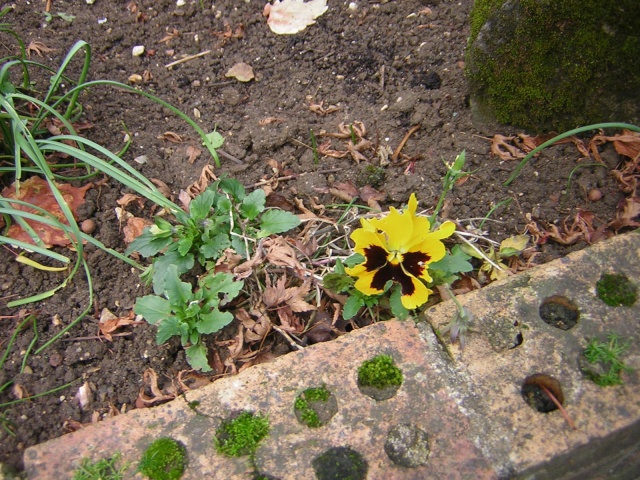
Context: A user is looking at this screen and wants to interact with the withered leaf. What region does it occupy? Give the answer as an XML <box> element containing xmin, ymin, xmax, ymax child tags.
<box><xmin>1</xmin><ymin>177</ymin><xmax>92</xmax><ymax>247</ymax></box>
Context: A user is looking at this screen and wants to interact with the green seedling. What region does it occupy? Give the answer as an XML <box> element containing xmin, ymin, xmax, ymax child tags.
<box><xmin>72</xmin><ymin>453</ymin><xmax>129</xmax><ymax>480</ymax></box>
<box><xmin>429</xmin><ymin>150</ymin><xmax>471</xmax><ymax>225</ymax></box>
<box><xmin>126</xmin><ymin>178</ymin><xmax>300</xmax><ymax>294</ymax></box>
<box><xmin>460</xmin><ymin>234</ymin><xmax>529</xmax><ymax>283</ymax></box>
<box><xmin>583</xmin><ymin>334</ymin><xmax>633</xmax><ymax>386</ymax></box>
<box><xmin>215</xmin><ymin>411</ymin><xmax>270</xmax><ymax>457</ymax></box>
<box><xmin>134</xmin><ymin>266</ymin><xmax>243</xmax><ymax>371</ymax></box>
<box><xmin>138</xmin><ymin>437</ymin><xmax>186</xmax><ymax>480</ymax></box>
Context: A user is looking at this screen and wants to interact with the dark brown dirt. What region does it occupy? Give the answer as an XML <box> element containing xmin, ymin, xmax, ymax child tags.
<box><xmin>0</xmin><ymin>0</ymin><xmax>631</xmax><ymax>473</ymax></box>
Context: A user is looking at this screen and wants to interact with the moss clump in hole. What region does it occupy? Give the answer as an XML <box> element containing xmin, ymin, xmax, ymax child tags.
<box><xmin>138</xmin><ymin>437</ymin><xmax>186</xmax><ymax>480</ymax></box>
<box><xmin>583</xmin><ymin>334</ymin><xmax>633</xmax><ymax>386</ymax></box>
<box><xmin>356</xmin><ymin>165</ymin><xmax>386</xmax><ymax>188</ymax></box>
<box><xmin>312</xmin><ymin>446</ymin><xmax>368</xmax><ymax>480</ymax></box>
<box><xmin>215</xmin><ymin>411</ymin><xmax>270</xmax><ymax>457</ymax></box>
<box><xmin>358</xmin><ymin>354</ymin><xmax>403</xmax><ymax>389</ymax></box>
<box><xmin>596</xmin><ymin>273</ymin><xmax>637</xmax><ymax>307</ymax></box>
<box><xmin>294</xmin><ymin>385</ymin><xmax>336</xmax><ymax>428</ymax></box>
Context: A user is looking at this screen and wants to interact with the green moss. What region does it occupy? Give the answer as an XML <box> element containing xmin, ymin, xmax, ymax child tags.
<box><xmin>357</xmin><ymin>354</ymin><xmax>403</xmax><ymax>389</ymax></box>
<box><xmin>466</xmin><ymin>0</ymin><xmax>640</xmax><ymax>130</ymax></box>
<box><xmin>138</xmin><ymin>438</ymin><xmax>186</xmax><ymax>480</ymax></box>
<box><xmin>356</xmin><ymin>165</ymin><xmax>386</xmax><ymax>188</ymax></box>
<box><xmin>596</xmin><ymin>273</ymin><xmax>637</xmax><ymax>307</ymax></box>
<box><xmin>294</xmin><ymin>386</ymin><xmax>332</xmax><ymax>428</ymax></box>
<box><xmin>215</xmin><ymin>411</ymin><xmax>270</xmax><ymax>457</ymax></box>
<box><xmin>73</xmin><ymin>453</ymin><xmax>128</xmax><ymax>480</ymax></box>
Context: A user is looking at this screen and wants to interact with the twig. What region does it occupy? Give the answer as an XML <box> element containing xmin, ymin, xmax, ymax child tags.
<box><xmin>165</xmin><ymin>50</ymin><xmax>211</xmax><ymax>68</ymax></box>
<box><xmin>217</xmin><ymin>148</ymin><xmax>243</xmax><ymax>164</ymax></box>
<box><xmin>540</xmin><ymin>384</ymin><xmax>576</xmax><ymax>430</ymax></box>
<box><xmin>247</xmin><ymin>168</ymin><xmax>342</xmax><ymax>190</ymax></box>
<box><xmin>271</xmin><ymin>324</ymin><xmax>304</xmax><ymax>350</ymax></box>
<box><xmin>392</xmin><ymin>124</ymin><xmax>421</xmax><ymax>162</ymax></box>
<box><xmin>60</xmin><ymin>332</ymin><xmax>134</xmax><ymax>342</ymax></box>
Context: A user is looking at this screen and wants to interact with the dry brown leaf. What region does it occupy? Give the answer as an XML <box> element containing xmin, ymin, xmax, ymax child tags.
<box><xmin>308</xmin><ymin>100</ymin><xmax>340</xmax><ymax>116</ymax></box>
<box><xmin>226</xmin><ymin>62</ymin><xmax>255</xmax><ymax>82</ymax></box>
<box><xmin>158</xmin><ymin>28</ymin><xmax>180</xmax><ymax>44</ymax></box>
<box><xmin>12</xmin><ymin>384</ymin><xmax>29</xmax><ymax>400</ymax></box>
<box><xmin>150</xmin><ymin>178</ymin><xmax>172</xmax><ymax>198</ymax></box>
<box><xmin>75</xmin><ymin>382</ymin><xmax>94</xmax><ymax>411</ymax></box>
<box><xmin>609</xmin><ymin>197</ymin><xmax>640</xmax><ymax>231</ymax></box>
<box><xmin>186</xmin><ymin>164</ymin><xmax>217</xmax><ymax>198</ymax></box>
<box><xmin>265</xmin><ymin>0</ymin><xmax>328</xmax><ymax>35</ymax></box>
<box><xmin>98</xmin><ymin>308</ymin><xmax>138</xmax><ymax>341</ymax></box>
<box><xmin>26</xmin><ymin>40</ymin><xmax>55</xmax><ymax>58</ymax></box>
<box><xmin>186</xmin><ymin>145</ymin><xmax>202</xmax><ymax>164</ymax></box>
<box><xmin>117</xmin><ymin>193</ymin><xmax>144</xmax><ymax>209</ymax></box>
<box><xmin>137</xmin><ymin>368</ymin><xmax>177</xmax><ymax>407</ymax></box>
<box><xmin>263</xmin><ymin>236</ymin><xmax>305</xmax><ymax>272</ymax></box>
<box><xmin>490</xmin><ymin>135</ymin><xmax>525</xmax><ymax>161</ymax></box>
<box><xmin>259</xmin><ymin>117</ymin><xmax>285</xmax><ymax>126</ymax></box>
<box><xmin>123</xmin><ymin>217</ymin><xmax>152</xmax><ymax>244</ymax></box>
<box><xmin>1</xmin><ymin>177</ymin><xmax>92</xmax><ymax>247</ymax></box>
<box><xmin>263</xmin><ymin>275</ymin><xmax>315</xmax><ymax>312</ymax></box>
<box><xmin>177</xmin><ymin>370</ymin><xmax>211</xmax><ymax>391</ymax></box>
<box><xmin>158</xmin><ymin>131</ymin><xmax>184</xmax><ymax>143</ymax></box>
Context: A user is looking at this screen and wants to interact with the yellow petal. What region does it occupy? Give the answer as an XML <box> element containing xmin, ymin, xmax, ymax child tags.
<box><xmin>353</xmin><ymin>269</ymin><xmax>385</xmax><ymax>296</ymax></box>
<box><xmin>350</xmin><ymin>228</ymin><xmax>387</xmax><ymax>255</ymax></box>
<box><xmin>400</xmin><ymin>277</ymin><xmax>432</xmax><ymax>310</ymax></box>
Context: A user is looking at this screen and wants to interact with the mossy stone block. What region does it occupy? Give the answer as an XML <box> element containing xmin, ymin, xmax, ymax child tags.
<box><xmin>466</xmin><ymin>0</ymin><xmax>640</xmax><ymax>131</ymax></box>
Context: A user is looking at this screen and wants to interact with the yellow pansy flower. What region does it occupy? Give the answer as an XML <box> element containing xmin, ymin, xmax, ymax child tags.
<box><xmin>345</xmin><ymin>193</ymin><xmax>455</xmax><ymax>310</ymax></box>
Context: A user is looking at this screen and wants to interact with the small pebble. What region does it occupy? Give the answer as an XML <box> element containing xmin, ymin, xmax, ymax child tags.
<box><xmin>132</xmin><ymin>45</ymin><xmax>145</xmax><ymax>57</ymax></box>
<box><xmin>81</xmin><ymin>219</ymin><xmax>96</xmax><ymax>234</ymax></box>
<box><xmin>588</xmin><ymin>189</ymin><xmax>603</xmax><ymax>201</ymax></box>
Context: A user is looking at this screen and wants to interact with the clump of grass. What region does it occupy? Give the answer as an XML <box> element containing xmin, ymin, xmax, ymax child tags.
<box><xmin>583</xmin><ymin>333</ymin><xmax>633</xmax><ymax>386</ymax></box>
<box><xmin>72</xmin><ymin>453</ymin><xmax>128</xmax><ymax>480</ymax></box>
<box><xmin>138</xmin><ymin>437</ymin><xmax>186</xmax><ymax>480</ymax></box>
<box><xmin>357</xmin><ymin>354</ymin><xmax>403</xmax><ymax>389</ymax></box>
<box><xmin>215</xmin><ymin>411</ymin><xmax>270</xmax><ymax>457</ymax></box>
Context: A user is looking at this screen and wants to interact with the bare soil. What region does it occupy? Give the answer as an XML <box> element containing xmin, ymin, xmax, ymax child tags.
<box><xmin>0</xmin><ymin>0</ymin><xmax>632</xmax><ymax>473</ymax></box>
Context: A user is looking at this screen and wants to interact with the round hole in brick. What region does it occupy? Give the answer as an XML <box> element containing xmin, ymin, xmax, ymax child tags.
<box><xmin>522</xmin><ymin>374</ymin><xmax>565</xmax><ymax>413</ymax></box>
<box><xmin>539</xmin><ymin>296</ymin><xmax>579</xmax><ymax>330</ymax></box>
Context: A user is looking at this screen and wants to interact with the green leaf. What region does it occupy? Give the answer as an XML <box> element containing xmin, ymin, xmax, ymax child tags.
<box><xmin>189</xmin><ymin>189</ymin><xmax>216</xmax><ymax>221</ymax></box>
<box><xmin>57</xmin><ymin>12</ymin><xmax>75</xmax><ymax>22</ymax></box>
<box><xmin>164</xmin><ymin>264</ymin><xmax>193</xmax><ymax>305</ymax></box>
<box><xmin>205</xmin><ymin>130</ymin><xmax>225</xmax><ymax>149</ymax></box>
<box><xmin>202</xmin><ymin>272</ymin><xmax>244</xmax><ymax>302</ymax></box>
<box><xmin>152</xmin><ymin>250</ymin><xmax>194</xmax><ymax>295</ymax></box>
<box><xmin>157</xmin><ymin>316</ymin><xmax>188</xmax><ymax>344</ymax></box>
<box><xmin>343</xmin><ymin>253</ymin><xmax>365</xmax><ymax>268</ymax></box>
<box><xmin>258</xmin><ymin>210</ymin><xmax>301</xmax><ymax>238</ymax></box>
<box><xmin>429</xmin><ymin>245</ymin><xmax>473</xmax><ymax>275</ymax></box>
<box><xmin>343</xmin><ymin>295</ymin><xmax>364</xmax><ymax>320</ymax></box>
<box><xmin>389</xmin><ymin>286</ymin><xmax>410</xmax><ymax>320</ymax></box>
<box><xmin>333</xmin><ymin>258</ymin><xmax>346</xmax><ymax>274</ymax></box>
<box><xmin>197</xmin><ymin>309</ymin><xmax>234</xmax><ymax>334</ymax></box>
<box><xmin>219</xmin><ymin>178</ymin><xmax>245</xmax><ymax>201</ymax></box>
<box><xmin>134</xmin><ymin>295</ymin><xmax>172</xmax><ymax>324</ymax></box>
<box><xmin>240</xmin><ymin>189</ymin><xmax>266</xmax><ymax>220</ymax></box>
<box><xmin>186</xmin><ymin>343</ymin><xmax>212</xmax><ymax>372</ymax></box>
<box><xmin>125</xmin><ymin>229</ymin><xmax>173</xmax><ymax>257</ymax></box>
<box><xmin>177</xmin><ymin>235</ymin><xmax>194</xmax><ymax>257</ymax></box>
<box><xmin>216</xmin><ymin>196</ymin><xmax>233</xmax><ymax>214</ymax></box>
<box><xmin>323</xmin><ymin>273</ymin><xmax>354</xmax><ymax>293</ymax></box>
<box><xmin>199</xmin><ymin>233</ymin><xmax>231</xmax><ymax>261</ymax></box>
